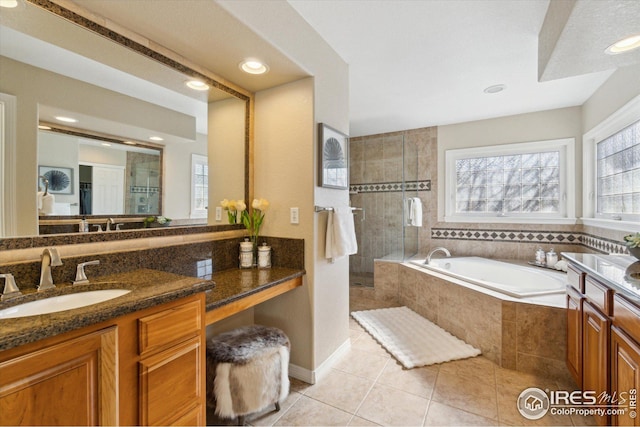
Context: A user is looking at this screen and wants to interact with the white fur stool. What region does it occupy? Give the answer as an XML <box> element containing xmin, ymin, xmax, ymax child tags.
<box><xmin>206</xmin><ymin>325</ymin><xmax>290</xmax><ymax>425</ymax></box>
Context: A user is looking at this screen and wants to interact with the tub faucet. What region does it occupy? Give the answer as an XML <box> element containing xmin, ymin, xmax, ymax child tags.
<box><xmin>106</xmin><ymin>218</ymin><xmax>115</xmax><ymax>231</ymax></box>
<box><xmin>39</xmin><ymin>247</ymin><xmax>63</xmax><ymax>291</ymax></box>
<box><xmin>425</xmin><ymin>247</ymin><xmax>451</xmax><ymax>265</ymax></box>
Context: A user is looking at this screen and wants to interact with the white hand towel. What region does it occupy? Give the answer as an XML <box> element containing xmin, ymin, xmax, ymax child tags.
<box><xmin>409</xmin><ymin>197</ymin><xmax>422</xmax><ymax>227</ymax></box>
<box><xmin>325</xmin><ymin>207</ymin><xmax>358</xmax><ymax>262</ymax></box>
<box><xmin>37</xmin><ymin>191</ymin><xmax>44</xmax><ymax>210</ymax></box>
<box><xmin>40</xmin><ymin>193</ymin><xmax>55</xmax><ymax>215</ymax></box>
<box><xmin>325</xmin><ymin>211</ymin><xmax>335</xmax><ymax>262</ymax></box>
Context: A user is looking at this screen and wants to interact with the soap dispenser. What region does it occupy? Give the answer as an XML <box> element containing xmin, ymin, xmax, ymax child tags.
<box><xmin>79</xmin><ymin>217</ymin><xmax>89</xmax><ymax>233</ymax></box>
<box><xmin>546</xmin><ymin>248</ymin><xmax>558</xmax><ymax>267</ymax></box>
<box><xmin>239</xmin><ymin>238</ymin><xmax>253</xmax><ymax>269</ymax></box>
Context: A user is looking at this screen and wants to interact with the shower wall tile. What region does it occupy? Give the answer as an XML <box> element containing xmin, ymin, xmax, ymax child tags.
<box><xmin>364</xmin><ymin>137</ymin><xmax>384</xmax><ymax>162</ymax></box>
<box><xmin>350</xmin><ymin>127</ymin><xmax>434</xmax><ymax>278</ymax></box>
<box><xmin>364</xmin><ymin>159</ymin><xmax>385</xmax><ymax>183</ymax></box>
<box><xmin>384</xmin><ymin>158</ymin><xmax>403</xmax><ymax>182</ymax></box>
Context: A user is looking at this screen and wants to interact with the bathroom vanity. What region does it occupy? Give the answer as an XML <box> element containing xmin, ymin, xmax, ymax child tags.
<box><xmin>0</xmin><ymin>270</ymin><xmax>214</xmax><ymax>426</ymax></box>
<box><xmin>0</xmin><ymin>264</ymin><xmax>304</xmax><ymax>426</ymax></box>
<box><xmin>563</xmin><ymin>253</ymin><xmax>640</xmax><ymax>427</ymax></box>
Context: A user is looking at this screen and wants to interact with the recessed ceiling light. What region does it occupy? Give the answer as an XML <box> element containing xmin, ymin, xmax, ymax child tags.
<box><xmin>0</xmin><ymin>0</ymin><xmax>18</xmax><ymax>8</ymax></box>
<box><xmin>605</xmin><ymin>34</ymin><xmax>640</xmax><ymax>55</ymax></box>
<box><xmin>101</xmin><ymin>142</ymin><xmax>112</xmax><ymax>147</ymax></box>
<box><xmin>149</xmin><ymin>136</ymin><xmax>164</xmax><ymax>141</ymax></box>
<box><xmin>239</xmin><ymin>59</ymin><xmax>269</xmax><ymax>75</ymax></box>
<box><xmin>38</xmin><ymin>125</ymin><xmax>52</xmax><ymax>130</ymax></box>
<box><xmin>55</xmin><ymin>116</ymin><xmax>78</xmax><ymax>123</ymax></box>
<box><xmin>483</xmin><ymin>84</ymin><xmax>507</xmax><ymax>94</ymax></box>
<box><xmin>186</xmin><ymin>80</ymin><xmax>210</xmax><ymax>91</ymax></box>
<box><xmin>123</xmin><ymin>141</ymin><xmax>137</xmax><ymax>145</ymax></box>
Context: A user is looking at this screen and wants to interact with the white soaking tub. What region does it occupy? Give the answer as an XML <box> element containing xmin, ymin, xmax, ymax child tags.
<box><xmin>409</xmin><ymin>256</ymin><xmax>565</xmax><ymax>298</ymax></box>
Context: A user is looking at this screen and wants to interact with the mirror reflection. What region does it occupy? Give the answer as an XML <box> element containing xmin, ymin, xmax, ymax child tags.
<box><xmin>38</xmin><ymin>126</ymin><xmax>163</xmax><ymax>216</ymax></box>
<box><xmin>0</xmin><ymin>0</ymin><xmax>249</xmax><ymax>236</ymax></box>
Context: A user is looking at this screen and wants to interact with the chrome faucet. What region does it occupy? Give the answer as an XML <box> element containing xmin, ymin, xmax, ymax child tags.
<box><xmin>106</xmin><ymin>218</ymin><xmax>115</xmax><ymax>231</ymax></box>
<box><xmin>39</xmin><ymin>247</ymin><xmax>63</xmax><ymax>291</ymax></box>
<box><xmin>0</xmin><ymin>273</ymin><xmax>21</xmax><ymax>301</ymax></box>
<box><xmin>425</xmin><ymin>247</ymin><xmax>451</xmax><ymax>265</ymax></box>
<box><xmin>73</xmin><ymin>260</ymin><xmax>100</xmax><ymax>285</ymax></box>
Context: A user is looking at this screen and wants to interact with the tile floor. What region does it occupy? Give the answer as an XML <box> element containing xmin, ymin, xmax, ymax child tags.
<box><xmin>216</xmin><ymin>287</ymin><xmax>596</xmax><ymax>426</ymax></box>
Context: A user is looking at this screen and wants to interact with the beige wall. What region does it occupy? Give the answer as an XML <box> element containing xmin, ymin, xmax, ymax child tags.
<box><xmin>437</xmin><ymin>106</ymin><xmax>583</xmax><ymax>221</ymax></box>
<box><xmin>221</xmin><ymin>1</ymin><xmax>350</xmax><ymax>375</ymax></box>
<box><xmin>208</xmin><ymin>97</ymin><xmax>246</xmax><ymax>223</ymax></box>
<box><xmin>164</xmin><ymin>132</ymin><xmax>208</xmax><ymax>220</ymax></box>
<box><xmin>253</xmin><ymin>78</ymin><xmax>315</xmax><ymax>370</ymax></box>
<box><xmin>582</xmin><ymin>63</ymin><xmax>640</xmax><ymax>134</ymax></box>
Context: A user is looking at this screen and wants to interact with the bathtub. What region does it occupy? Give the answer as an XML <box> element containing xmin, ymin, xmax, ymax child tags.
<box><xmin>409</xmin><ymin>256</ymin><xmax>566</xmax><ymax>298</ymax></box>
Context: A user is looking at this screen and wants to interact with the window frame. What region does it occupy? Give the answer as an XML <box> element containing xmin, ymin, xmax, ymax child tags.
<box><xmin>190</xmin><ymin>153</ymin><xmax>208</xmax><ymax>219</ymax></box>
<box><xmin>583</xmin><ymin>94</ymin><xmax>640</xmax><ymax>231</ymax></box>
<box><xmin>444</xmin><ymin>138</ymin><xmax>576</xmax><ymax>224</ymax></box>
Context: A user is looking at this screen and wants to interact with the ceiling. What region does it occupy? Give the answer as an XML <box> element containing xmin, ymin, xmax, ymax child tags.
<box><xmin>288</xmin><ymin>0</ymin><xmax>640</xmax><ymax>137</ymax></box>
<box><xmin>4</xmin><ymin>0</ymin><xmax>638</xmax><ymax>139</ymax></box>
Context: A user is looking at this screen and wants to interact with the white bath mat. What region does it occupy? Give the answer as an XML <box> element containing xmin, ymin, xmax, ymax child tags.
<box><xmin>351</xmin><ymin>306</ymin><xmax>481</xmax><ymax>369</ymax></box>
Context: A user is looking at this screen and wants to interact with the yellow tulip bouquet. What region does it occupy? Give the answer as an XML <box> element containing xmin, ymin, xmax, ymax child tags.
<box><xmin>220</xmin><ymin>199</ymin><xmax>246</xmax><ymax>224</ymax></box>
<box><xmin>241</xmin><ymin>198</ymin><xmax>269</xmax><ymax>248</ymax></box>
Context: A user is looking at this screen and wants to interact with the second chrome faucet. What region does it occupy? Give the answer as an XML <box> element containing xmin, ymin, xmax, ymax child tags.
<box><xmin>74</xmin><ymin>260</ymin><xmax>101</xmax><ymax>285</ymax></box>
<box><xmin>39</xmin><ymin>247</ymin><xmax>62</xmax><ymax>291</ymax></box>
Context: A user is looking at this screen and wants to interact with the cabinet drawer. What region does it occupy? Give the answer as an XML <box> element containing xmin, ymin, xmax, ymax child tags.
<box><xmin>584</xmin><ymin>276</ymin><xmax>613</xmax><ymax>316</ymax></box>
<box><xmin>139</xmin><ymin>336</ymin><xmax>203</xmax><ymax>426</ymax></box>
<box><xmin>139</xmin><ymin>300</ymin><xmax>202</xmax><ymax>355</ymax></box>
<box><xmin>567</xmin><ymin>264</ymin><xmax>585</xmax><ymax>293</ymax></box>
<box><xmin>613</xmin><ymin>294</ymin><xmax>640</xmax><ymax>344</ymax></box>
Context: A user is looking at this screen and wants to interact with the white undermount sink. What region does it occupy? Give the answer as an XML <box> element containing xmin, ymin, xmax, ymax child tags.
<box><xmin>0</xmin><ymin>289</ymin><xmax>131</xmax><ymax>319</ymax></box>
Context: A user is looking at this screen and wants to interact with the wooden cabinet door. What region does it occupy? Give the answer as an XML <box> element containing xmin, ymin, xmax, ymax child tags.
<box><xmin>0</xmin><ymin>327</ymin><xmax>118</xmax><ymax>426</ymax></box>
<box><xmin>583</xmin><ymin>301</ymin><xmax>611</xmax><ymax>426</ymax></box>
<box><xmin>139</xmin><ymin>336</ymin><xmax>204</xmax><ymax>426</ymax></box>
<box><xmin>567</xmin><ymin>287</ymin><xmax>583</xmax><ymax>387</ymax></box>
<box><xmin>611</xmin><ymin>326</ymin><xmax>640</xmax><ymax>426</ymax></box>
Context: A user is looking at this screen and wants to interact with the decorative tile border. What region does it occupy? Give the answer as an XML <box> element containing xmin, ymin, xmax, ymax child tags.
<box><xmin>431</xmin><ymin>228</ymin><xmax>581</xmax><ymax>244</ymax></box>
<box><xmin>431</xmin><ymin>227</ymin><xmax>630</xmax><ymax>254</ymax></box>
<box><xmin>581</xmin><ymin>233</ymin><xmax>629</xmax><ymax>255</ymax></box>
<box><xmin>350</xmin><ymin>180</ymin><xmax>431</xmax><ymax>194</ymax></box>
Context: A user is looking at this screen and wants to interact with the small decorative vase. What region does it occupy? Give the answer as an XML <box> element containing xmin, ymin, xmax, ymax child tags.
<box><xmin>629</xmin><ymin>246</ymin><xmax>640</xmax><ymax>261</ymax></box>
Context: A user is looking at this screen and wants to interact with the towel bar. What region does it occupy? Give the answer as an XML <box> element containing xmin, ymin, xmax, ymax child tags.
<box><xmin>314</xmin><ymin>205</ymin><xmax>365</xmax><ymax>221</ymax></box>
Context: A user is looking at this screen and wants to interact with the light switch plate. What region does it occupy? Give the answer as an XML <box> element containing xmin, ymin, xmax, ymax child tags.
<box><xmin>290</xmin><ymin>207</ymin><xmax>299</xmax><ymax>224</ymax></box>
<box><xmin>215</xmin><ymin>206</ymin><xmax>222</xmax><ymax>221</ymax></box>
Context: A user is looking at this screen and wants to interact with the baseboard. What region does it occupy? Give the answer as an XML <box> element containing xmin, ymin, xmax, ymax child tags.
<box><xmin>288</xmin><ymin>338</ymin><xmax>351</xmax><ymax>384</ymax></box>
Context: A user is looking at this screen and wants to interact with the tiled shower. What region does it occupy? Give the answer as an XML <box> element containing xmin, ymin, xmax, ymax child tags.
<box><xmin>348</xmin><ymin>128</ymin><xmax>434</xmax><ymax>287</ymax></box>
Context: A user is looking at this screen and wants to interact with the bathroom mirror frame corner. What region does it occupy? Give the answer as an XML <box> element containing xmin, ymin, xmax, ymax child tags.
<box><xmin>1</xmin><ymin>0</ymin><xmax>254</xmax><ymax>239</ymax></box>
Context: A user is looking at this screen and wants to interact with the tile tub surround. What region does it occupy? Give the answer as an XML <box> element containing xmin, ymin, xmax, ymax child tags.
<box><xmin>376</xmin><ymin>262</ymin><xmax>571</xmax><ymax>382</ymax></box>
<box><xmin>0</xmin><ymin>268</ymin><xmax>215</xmax><ymax>351</ymax></box>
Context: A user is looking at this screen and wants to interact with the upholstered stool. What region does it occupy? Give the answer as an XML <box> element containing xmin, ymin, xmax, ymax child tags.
<box><xmin>206</xmin><ymin>325</ymin><xmax>290</xmax><ymax>425</ymax></box>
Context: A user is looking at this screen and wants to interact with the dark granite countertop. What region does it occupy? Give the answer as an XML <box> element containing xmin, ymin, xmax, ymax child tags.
<box><xmin>0</xmin><ymin>269</ymin><xmax>215</xmax><ymax>351</ymax></box>
<box><xmin>561</xmin><ymin>252</ymin><xmax>640</xmax><ymax>305</ymax></box>
<box><xmin>0</xmin><ymin>266</ymin><xmax>306</xmax><ymax>352</ymax></box>
<box><xmin>205</xmin><ymin>267</ymin><xmax>306</xmax><ymax>311</ymax></box>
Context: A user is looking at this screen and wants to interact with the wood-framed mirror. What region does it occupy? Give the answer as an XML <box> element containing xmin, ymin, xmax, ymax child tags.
<box><xmin>0</xmin><ymin>0</ymin><xmax>252</xmax><ymax>237</ymax></box>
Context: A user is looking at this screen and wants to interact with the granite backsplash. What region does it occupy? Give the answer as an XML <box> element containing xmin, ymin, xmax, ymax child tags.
<box><xmin>1</xmin><ymin>236</ymin><xmax>304</xmax><ymax>292</ymax></box>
